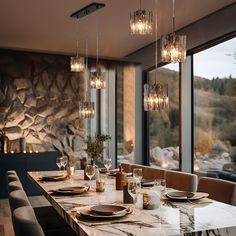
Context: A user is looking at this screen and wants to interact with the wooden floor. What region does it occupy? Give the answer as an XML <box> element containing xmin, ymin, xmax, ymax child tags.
<box><xmin>0</xmin><ymin>195</ymin><xmax>51</xmax><ymax>236</ymax></box>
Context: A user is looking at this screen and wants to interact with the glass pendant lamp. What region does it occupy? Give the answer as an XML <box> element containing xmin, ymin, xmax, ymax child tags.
<box><xmin>144</xmin><ymin>0</ymin><xmax>169</xmax><ymax>111</ymax></box>
<box><xmin>161</xmin><ymin>0</ymin><xmax>186</xmax><ymax>63</ymax></box>
<box><xmin>71</xmin><ymin>22</ymin><xmax>85</xmax><ymax>72</ymax></box>
<box><xmin>79</xmin><ymin>41</ymin><xmax>95</xmax><ymax>119</ymax></box>
<box><xmin>130</xmin><ymin>0</ymin><xmax>153</xmax><ymax>35</ymax></box>
<box><xmin>90</xmin><ymin>27</ymin><xmax>105</xmax><ymax>89</ymax></box>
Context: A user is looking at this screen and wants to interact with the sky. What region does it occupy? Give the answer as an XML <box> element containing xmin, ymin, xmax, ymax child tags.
<box><xmin>166</xmin><ymin>37</ymin><xmax>236</xmax><ymax>80</ymax></box>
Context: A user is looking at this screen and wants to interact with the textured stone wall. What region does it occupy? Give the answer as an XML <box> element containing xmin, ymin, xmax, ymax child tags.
<box><xmin>0</xmin><ymin>50</ymin><xmax>86</xmax><ymax>157</ymax></box>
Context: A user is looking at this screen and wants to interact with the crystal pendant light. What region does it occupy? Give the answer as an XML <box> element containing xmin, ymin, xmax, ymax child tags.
<box><xmin>161</xmin><ymin>0</ymin><xmax>186</xmax><ymax>63</ymax></box>
<box><xmin>79</xmin><ymin>41</ymin><xmax>95</xmax><ymax>119</ymax></box>
<box><xmin>130</xmin><ymin>0</ymin><xmax>153</xmax><ymax>35</ymax></box>
<box><xmin>71</xmin><ymin>39</ymin><xmax>85</xmax><ymax>72</ymax></box>
<box><xmin>90</xmin><ymin>28</ymin><xmax>105</xmax><ymax>89</ymax></box>
<box><xmin>144</xmin><ymin>0</ymin><xmax>169</xmax><ymax>111</ymax></box>
<box><xmin>79</xmin><ymin>101</ymin><xmax>95</xmax><ymax>119</ymax></box>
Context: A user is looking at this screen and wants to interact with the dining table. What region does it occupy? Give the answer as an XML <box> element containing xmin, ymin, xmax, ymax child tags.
<box><xmin>28</xmin><ymin>170</ymin><xmax>236</xmax><ymax>236</ymax></box>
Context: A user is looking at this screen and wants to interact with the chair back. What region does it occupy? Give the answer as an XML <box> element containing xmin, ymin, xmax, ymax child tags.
<box><xmin>143</xmin><ymin>166</ymin><xmax>166</xmax><ymax>179</ymax></box>
<box><xmin>120</xmin><ymin>163</ymin><xmax>133</xmax><ymax>173</ymax></box>
<box><xmin>8</xmin><ymin>180</ymin><xmax>23</xmax><ymax>193</ymax></box>
<box><xmin>197</xmin><ymin>177</ymin><xmax>236</xmax><ymax>205</ymax></box>
<box><xmin>9</xmin><ymin>189</ymin><xmax>31</xmax><ymax>212</ymax></box>
<box><xmin>165</xmin><ymin>170</ymin><xmax>198</xmax><ymax>192</ymax></box>
<box><xmin>13</xmin><ymin>206</ymin><xmax>45</xmax><ymax>236</ymax></box>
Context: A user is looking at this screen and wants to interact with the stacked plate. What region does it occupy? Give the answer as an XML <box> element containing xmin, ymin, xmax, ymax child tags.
<box><xmin>52</xmin><ymin>186</ymin><xmax>89</xmax><ymax>195</ymax></box>
<box><xmin>166</xmin><ymin>191</ymin><xmax>209</xmax><ymax>201</ymax></box>
<box><xmin>79</xmin><ymin>204</ymin><xmax>131</xmax><ymax>219</ymax></box>
<box><xmin>40</xmin><ymin>174</ymin><xmax>67</xmax><ymax>181</ymax></box>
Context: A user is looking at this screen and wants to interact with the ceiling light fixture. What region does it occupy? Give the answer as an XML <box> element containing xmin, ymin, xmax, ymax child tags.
<box><xmin>79</xmin><ymin>42</ymin><xmax>95</xmax><ymax>119</ymax></box>
<box><xmin>70</xmin><ymin>39</ymin><xmax>85</xmax><ymax>72</ymax></box>
<box><xmin>161</xmin><ymin>0</ymin><xmax>186</xmax><ymax>63</ymax></box>
<box><xmin>144</xmin><ymin>0</ymin><xmax>169</xmax><ymax>111</ymax></box>
<box><xmin>130</xmin><ymin>0</ymin><xmax>153</xmax><ymax>35</ymax></box>
<box><xmin>90</xmin><ymin>19</ymin><xmax>105</xmax><ymax>89</ymax></box>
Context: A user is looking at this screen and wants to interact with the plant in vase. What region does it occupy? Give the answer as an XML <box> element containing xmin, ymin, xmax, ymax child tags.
<box><xmin>85</xmin><ymin>134</ymin><xmax>111</xmax><ymax>179</ymax></box>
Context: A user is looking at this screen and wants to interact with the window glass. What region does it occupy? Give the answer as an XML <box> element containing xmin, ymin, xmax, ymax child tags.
<box><xmin>148</xmin><ymin>64</ymin><xmax>180</xmax><ymax>169</ymax></box>
<box><xmin>194</xmin><ymin>37</ymin><xmax>236</xmax><ymax>172</ymax></box>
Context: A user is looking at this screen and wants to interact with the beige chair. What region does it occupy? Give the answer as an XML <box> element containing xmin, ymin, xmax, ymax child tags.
<box><xmin>13</xmin><ymin>206</ymin><xmax>45</xmax><ymax>236</ymax></box>
<box><xmin>197</xmin><ymin>177</ymin><xmax>236</xmax><ymax>205</ymax></box>
<box><xmin>165</xmin><ymin>170</ymin><xmax>198</xmax><ymax>192</ymax></box>
<box><xmin>143</xmin><ymin>166</ymin><xmax>166</xmax><ymax>179</ymax></box>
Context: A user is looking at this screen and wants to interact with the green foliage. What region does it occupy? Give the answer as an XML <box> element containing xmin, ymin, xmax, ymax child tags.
<box><xmin>85</xmin><ymin>134</ymin><xmax>111</xmax><ymax>162</ymax></box>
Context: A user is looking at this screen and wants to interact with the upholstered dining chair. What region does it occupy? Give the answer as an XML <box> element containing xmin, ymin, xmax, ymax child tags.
<box><xmin>12</xmin><ymin>206</ymin><xmax>45</xmax><ymax>236</ymax></box>
<box><xmin>197</xmin><ymin>177</ymin><xmax>236</xmax><ymax>205</ymax></box>
<box><xmin>165</xmin><ymin>170</ymin><xmax>198</xmax><ymax>192</ymax></box>
<box><xmin>9</xmin><ymin>189</ymin><xmax>31</xmax><ymax>213</ymax></box>
<box><xmin>142</xmin><ymin>166</ymin><xmax>166</xmax><ymax>179</ymax></box>
<box><xmin>7</xmin><ymin>170</ymin><xmax>17</xmax><ymax>176</ymax></box>
<box><xmin>8</xmin><ymin>180</ymin><xmax>23</xmax><ymax>193</ymax></box>
<box><xmin>120</xmin><ymin>163</ymin><xmax>133</xmax><ymax>173</ymax></box>
<box><xmin>7</xmin><ymin>173</ymin><xmax>20</xmax><ymax>183</ymax></box>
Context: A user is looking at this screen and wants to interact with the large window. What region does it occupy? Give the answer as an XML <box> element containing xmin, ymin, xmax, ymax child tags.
<box><xmin>194</xmin><ymin>37</ymin><xmax>236</xmax><ymax>172</ymax></box>
<box><xmin>148</xmin><ymin>64</ymin><xmax>180</xmax><ymax>169</ymax></box>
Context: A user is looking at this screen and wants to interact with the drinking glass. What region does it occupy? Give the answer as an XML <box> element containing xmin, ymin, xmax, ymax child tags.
<box><xmin>133</xmin><ymin>168</ymin><xmax>143</xmax><ymax>182</ymax></box>
<box><xmin>154</xmin><ymin>179</ymin><xmax>166</xmax><ymax>195</ymax></box>
<box><xmin>61</xmin><ymin>156</ymin><xmax>68</xmax><ymax>170</ymax></box>
<box><xmin>104</xmin><ymin>158</ymin><xmax>112</xmax><ymax>171</ymax></box>
<box><xmin>127</xmin><ymin>179</ymin><xmax>138</xmax><ymax>203</ymax></box>
<box><xmin>85</xmin><ymin>164</ymin><xmax>96</xmax><ymax>180</ymax></box>
<box><xmin>56</xmin><ymin>157</ymin><xmax>63</xmax><ymax>170</ymax></box>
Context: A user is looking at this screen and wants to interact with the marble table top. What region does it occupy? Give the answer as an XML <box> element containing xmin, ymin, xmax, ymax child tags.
<box><xmin>28</xmin><ymin>170</ymin><xmax>236</xmax><ymax>236</ymax></box>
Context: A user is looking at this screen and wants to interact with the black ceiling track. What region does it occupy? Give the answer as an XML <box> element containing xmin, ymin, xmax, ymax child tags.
<box><xmin>70</xmin><ymin>2</ymin><xmax>105</xmax><ymax>19</ymax></box>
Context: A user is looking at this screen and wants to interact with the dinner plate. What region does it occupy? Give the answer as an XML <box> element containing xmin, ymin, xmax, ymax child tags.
<box><xmin>40</xmin><ymin>174</ymin><xmax>66</xmax><ymax>181</ymax></box>
<box><xmin>166</xmin><ymin>191</ymin><xmax>209</xmax><ymax>200</ymax></box>
<box><xmin>90</xmin><ymin>205</ymin><xmax>128</xmax><ymax>216</ymax></box>
<box><xmin>53</xmin><ymin>186</ymin><xmax>89</xmax><ymax>195</ymax></box>
<box><xmin>141</xmin><ymin>179</ymin><xmax>156</xmax><ymax>187</ymax></box>
<box><xmin>79</xmin><ymin>206</ymin><xmax>131</xmax><ymax>219</ymax></box>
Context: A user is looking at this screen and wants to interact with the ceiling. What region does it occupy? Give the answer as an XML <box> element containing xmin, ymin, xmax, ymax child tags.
<box><xmin>0</xmin><ymin>0</ymin><xmax>234</xmax><ymax>59</ymax></box>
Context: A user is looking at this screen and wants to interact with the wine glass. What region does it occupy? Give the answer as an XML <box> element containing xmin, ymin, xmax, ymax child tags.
<box><xmin>127</xmin><ymin>178</ymin><xmax>138</xmax><ymax>203</ymax></box>
<box><xmin>56</xmin><ymin>157</ymin><xmax>63</xmax><ymax>171</ymax></box>
<box><xmin>61</xmin><ymin>156</ymin><xmax>68</xmax><ymax>171</ymax></box>
<box><xmin>85</xmin><ymin>164</ymin><xmax>96</xmax><ymax>181</ymax></box>
<box><xmin>104</xmin><ymin>158</ymin><xmax>112</xmax><ymax>171</ymax></box>
<box><xmin>133</xmin><ymin>168</ymin><xmax>143</xmax><ymax>182</ymax></box>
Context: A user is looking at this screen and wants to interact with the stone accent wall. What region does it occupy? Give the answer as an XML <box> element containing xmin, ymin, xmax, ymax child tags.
<box><xmin>0</xmin><ymin>50</ymin><xmax>86</xmax><ymax>158</ymax></box>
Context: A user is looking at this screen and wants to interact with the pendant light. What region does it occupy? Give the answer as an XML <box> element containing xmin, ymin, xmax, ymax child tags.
<box><xmin>79</xmin><ymin>41</ymin><xmax>95</xmax><ymax>119</ymax></box>
<box><xmin>144</xmin><ymin>0</ymin><xmax>169</xmax><ymax>111</ymax></box>
<box><xmin>71</xmin><ymin>21</ymin><xmax>85</xmax><ymax>72</ymax></box>
<box><xmin>130</xmin><ymin>0</ymin><xmax>153</xmax><ymax>35</ymax></box>
<box><xmin>161</xmin><ymin>0</ymin><xmax>186</xmax><ymax>63</ymax></box>
<box><xmin>90</xmin><ymin>23</ymin><xmax>105</xmax><ymax>89</ymax></box>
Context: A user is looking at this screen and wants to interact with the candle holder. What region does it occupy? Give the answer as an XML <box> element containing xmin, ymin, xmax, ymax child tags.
<box><xmin>96</xmin><ymin>177</ymin><xmax>105</xmax><ymax>192</ymax></box>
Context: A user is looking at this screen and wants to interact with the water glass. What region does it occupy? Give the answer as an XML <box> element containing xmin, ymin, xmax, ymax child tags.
<box><xmin>154</xmin><ymin>179</ymin><xmax>166</xmax><ymax>195</ymax></box>
<box><xmin>56</xmin><ymin>157</ymin><xmax>63</xmax><ymax>170</ymax></box>
<box><xmin>85</xmin><ymin>165</ymin><xmax>96</xmax><ymax>180</ymax></box>
<box><xmin>127</xmin><ymin>178</ymin><xmax>138</xmax><ymax>203</ymax></box>
<box><xmin>61</xmin><ymin>156</ymin><xmax>68</xmax><ymax>170</ymax></box>
<box><xmin>133</xmin><ymin>168</ymin><xmax>143</xmax><ymax>182</ymax></box>
<box><xmin>104</xmin><ymin>158</ymin><xmax>112</xmax><ymax>171</ymax></box>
